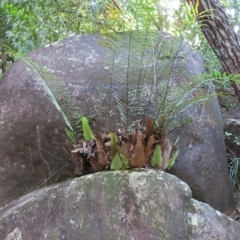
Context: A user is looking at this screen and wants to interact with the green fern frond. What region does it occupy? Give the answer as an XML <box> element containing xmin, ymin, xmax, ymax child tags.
<box><xmin>81</xmin><ymin>117</ymin><xmax>94</xmax><ymax>141</ymax></box>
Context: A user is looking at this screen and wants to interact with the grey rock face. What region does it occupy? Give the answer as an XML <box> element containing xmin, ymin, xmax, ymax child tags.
<box><xmin>168</xmin><ymin>98</ymin><xmax>235</xmax><ymax>214</ymax></box>
<box><xmin>0</xmin><ymin>32</ymin><xmax>235</xmax><ymax>213</ymax></box>
<box><xmin>188</xmin><ymin>198</ymin><xmax>240</xmax><ymax>240</ymax></box>
<box><xmin>0</xmin><ymin>170</ymin><xmax>239</xmax><ymax>240</ymax></box>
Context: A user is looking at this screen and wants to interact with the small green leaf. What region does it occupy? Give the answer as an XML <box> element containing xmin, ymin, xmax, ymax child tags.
<box><xmin>65</xmin><ymin>128</ymin><xmax>77</xmax><ymax>144</ymax></box>
<box><xmin>110</xmin><ymin>153</ymin><xmax>122</xmax><ymax>170</ymax></box>
<box><xmin>151</xmin><ymin>145</ymin><xmax>162</xmax><ymax>168</ymax></box>
<box><xmin>167</xmin><ymin>150</ymin><xmax>179</xmax><ymax>170</ymax></box>
<box><xmin>81</xmin><ymin>117</ymin><xmax>94</xmax><ymax>141</ymax></box>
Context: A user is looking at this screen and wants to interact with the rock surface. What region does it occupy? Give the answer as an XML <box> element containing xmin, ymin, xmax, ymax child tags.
<box><xmin>0</xmin><ymin>170</ymin><xmax>239</xmax><ymax>240</ymax></box>
<box><xmin>188</xmin><ymin>198</ymin><xmax>240</xmax><ymax>240</ymax></box>
<box><xmin>0</xmin><ymin>32</ymin><xmax>235</xmax><ymax>213</ymax></box>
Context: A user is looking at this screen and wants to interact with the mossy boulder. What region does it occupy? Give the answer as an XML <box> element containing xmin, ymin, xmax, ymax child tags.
<box><xmin>0</xmin><ymin>170</ymin><xmax>239</xmax><ymax>240</ymax></box>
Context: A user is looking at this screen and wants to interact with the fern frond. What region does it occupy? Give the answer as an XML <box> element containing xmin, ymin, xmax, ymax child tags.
<box><xmin>146</xmin><ymin>116</ymin><xmax>154</xmax><ymax>136</ymax></box>
<box><xmin>167</xmin><ymin>150</ymin><xmax>179</xmax><ymax>170</ymax></box>
<box><xmin>89</xmin><ymin>155</ymin><xmax>104</xmax><ymax>172</ymax></box>
<box><xmin>65</xmin><ymin>128</ymin><xmax>77</xmax><ymax>144</ymax></box>
<box><xmin>109</xmin><ymin>132</ymin><xmax>121</xmax><ymax>160</ymax></box>
<box><xmin>130</xmin><ymin>130</ymin><xmax>145</xmax><ymax>168</ymax></box>
<box><xmin>159</xmin><ymin>136</ymin><xmax>172</xmax><ymax>170</ymax></box>
<box><xmin>145</xmin><ymin>135</ymin><xmax>155</xmax><ymax>164</ymax></box>
<box><xmin>81</xmin><ymin>117</ymin><xmax>94</xmax><ymax>141</ymax></box>
<box><xmin>95</xmin><ymin>134</ymin><xmax>110</xmax><ymax>167</ymax></box>
<box><xmin>121</xmin><ymin>141</ymin><xmax>132</xmax><ymax>160</ymax></box>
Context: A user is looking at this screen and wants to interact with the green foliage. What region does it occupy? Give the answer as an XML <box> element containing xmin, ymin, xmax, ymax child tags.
<box><xmin>0</xmin><ymin>0</ymin><xmax>158</xmax><ymax>54</ymax></box>
<box><xmin>81</xmin><ymin>117</ymin><xmax>94</xmax><ymax>141</ymax></box>
<box><xmin>151</xmin><ymin>145</ymin><xmax>162</xmax><ymax>168</ymax></box>
<box><xmin>1</xmin><ymin>0</ymin><xmax>65</xmax><ymax>52</ymax></box>
<box><xmin>1</xmin><ymin>0</ymin><xmax>239</xmax><ymax>80</ymax></box>
<box><xmin>201</xmin><ymin>70</ymin><xmax>240</xmax><ymax>88</ymax></box>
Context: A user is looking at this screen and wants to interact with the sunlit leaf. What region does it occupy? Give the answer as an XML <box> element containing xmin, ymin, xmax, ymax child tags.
<box><xmin>110</xmin><ymin>153</ymin><xmax>122</xmax><ymax>170</ymax></box>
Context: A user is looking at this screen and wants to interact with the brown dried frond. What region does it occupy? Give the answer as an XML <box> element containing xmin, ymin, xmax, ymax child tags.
<box><xmin>146</xmin><ymin>117</ymin><xmax>154</xmax><ymax>137</ymax></box>
<box><xmin>145</xmin><ymin>135</ymin><xmax>155</xmax><ymax>165</ymax></box>
<box><xmin>130</xmin><ymin>130</ymin><xmax>146</xmax><ymax>168</ymax></box>
<box><xmin>89</xmin><ymin>154</ymin><xmax>104</xmax><ymax>172</ymax></box>
<box><xmin>95</xmin><ymin>133</ymin><xmax>110</xmax><ymax>167</ymax></box>
<box><xmin>159</xmin><ymin>136</ymin><xmax>172</xmax><ymax>170</ymax></box>
<box><xmin>131</xmin><ymin>131</ymin><xmax>137</xmax><ymax>146</ymax></box>
<box><xmin>121</xmin><ymin>141</ymin><xmax>132</xmax><ymax>161</ymax></box>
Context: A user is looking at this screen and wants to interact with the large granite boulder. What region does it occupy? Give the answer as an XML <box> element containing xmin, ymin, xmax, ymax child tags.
<box><xmin>0</xmin><ymin>170</ymin><xmax>239</xmax><ymax>240</ymax></box>
<box><xmin>0</xmin><ymin>32</ymin><xmax>235</xmax><ymax>213</ymax></box>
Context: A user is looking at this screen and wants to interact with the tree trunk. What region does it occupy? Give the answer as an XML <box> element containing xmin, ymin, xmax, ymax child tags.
<box><xmin>1</xmin><ymin>47</ymin><xmax>7</xmax><ymax>74</ymax></box>
<box><xmin>187</xmin><ymin>0</ymin><xmax>240</xmax><ymax>101</ymax></box>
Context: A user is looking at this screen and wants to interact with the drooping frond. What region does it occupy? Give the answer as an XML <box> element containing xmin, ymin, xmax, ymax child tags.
<box><xmin>21</xmin><ymin>57</ymin><xmax>74</xmax><ymax>131</ymax></box>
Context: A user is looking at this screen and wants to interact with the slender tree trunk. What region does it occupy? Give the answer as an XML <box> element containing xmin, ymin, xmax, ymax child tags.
<box><xmin>187</xmin><ymin>0</ymin><xmax>240</xmax><ymax>101</ymax></box>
